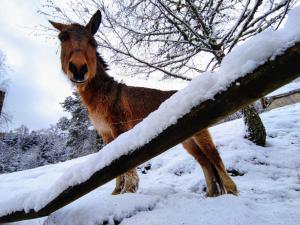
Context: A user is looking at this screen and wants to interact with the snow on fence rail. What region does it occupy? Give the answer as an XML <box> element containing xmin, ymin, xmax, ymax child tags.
<box><xmin>0</xmin><ymin>6</ymin><xmax>300</xmax><ymax>223</ymax></box>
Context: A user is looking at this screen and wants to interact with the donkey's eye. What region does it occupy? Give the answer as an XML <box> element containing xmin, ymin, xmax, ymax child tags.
<box><xmin>58</xmin><ymin>32</ymin><xmax>69</xmax><ymax>42</ymax></box>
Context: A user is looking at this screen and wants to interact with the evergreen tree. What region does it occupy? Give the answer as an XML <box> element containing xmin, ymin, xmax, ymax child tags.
<box><xmin>0</xmin><ymin>125</ymin><xmax>67</xmax><ymax>173</ymax></box>
<box><xmin>58</xmin><ymin>92</ymin><xmax>104</xmax><ymax>158</ymax></box>
<box><xmin>0</xmin><ymin>93</ymin><xmax>104</xmax><ymax>174</ymax></box>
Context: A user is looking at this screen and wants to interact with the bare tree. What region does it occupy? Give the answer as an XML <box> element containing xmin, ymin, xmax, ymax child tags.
<box><xmin>0</xmin><ymin>90</ymin><xmax>4</xmax><ymax>116</ymax></box>
<box><xmin>40</xmin><ymin>0</ymin><xmax>295</xmax><ymax>79</ymax></box>
<box><xmin>39</xmin><ymin>0</ymin><xmax>295</xmax><ymax>146</ymax></box>
<box><xmin>0</xmin><ymin>50</ymin><xmax>8</xmax><ymax>122</ymax></box>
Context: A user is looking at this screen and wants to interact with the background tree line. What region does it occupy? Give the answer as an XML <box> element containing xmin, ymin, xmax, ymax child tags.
<box><xmin>0</xmin><ymin>93</ymin><xmax>104</xmax><ymax>174</ymax></box>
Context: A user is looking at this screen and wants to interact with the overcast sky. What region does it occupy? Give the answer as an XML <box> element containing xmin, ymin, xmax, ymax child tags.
<box><xmin>0</xmin><ymin>0</ymin><xmax>75</xmax><ymax>131</ymax></box>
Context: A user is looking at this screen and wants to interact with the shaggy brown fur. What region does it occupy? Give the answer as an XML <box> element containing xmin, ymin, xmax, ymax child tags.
<box><xmin>50</xmin><ymin>10</ymin><xmax>237</xmax><ymax>196</ymax></box>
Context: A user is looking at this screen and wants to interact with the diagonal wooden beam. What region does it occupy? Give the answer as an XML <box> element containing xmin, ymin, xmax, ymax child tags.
<box><xmin>1</xmin><ymin>42</ymin><xmax>300</xmax><ymax>223</ymax></box>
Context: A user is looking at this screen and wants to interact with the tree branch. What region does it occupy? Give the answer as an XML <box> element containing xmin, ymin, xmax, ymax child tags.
<box><xmin>228</xmin><ymin>0</ymin><xmax>263</xmax><ymax>52</ymax></box>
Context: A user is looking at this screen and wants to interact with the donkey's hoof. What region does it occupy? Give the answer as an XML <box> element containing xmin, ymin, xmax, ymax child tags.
<box><xmin>112</xmin><ymin>191</ymin><xmax>121</xmax><ymax>195</ymax></box>
<box><xmin>205</xmin><ymin>184</ymin><xmax>223</xmax><ymax>197</ymax></box>
<box><xmin>224</xmin><ymin>181</ymin><xmax>238</xmax><ymax>196</ymax></box>
<box><xmin>206</xmin><ymin>191</ymin><xmax>221</xmax><ymax>197</ymax></box>
<box><xmin>112</xmin><ymin>181</ymin><xmax>138</xmax><ymax>195</ymax></box>
<box><xmin>226</xmin><ymin>186</ymin><xmax>239</xmax><ymax>196</ymax></box>
<box><xmin>112</xmin><ymin>188</ymin><xmax>122</xmax><ymax>195</ymax></box>
<box><xmin>120</xmin><ymin>184</ymin><xmax>139</xmax><ymax>194</ymax></box>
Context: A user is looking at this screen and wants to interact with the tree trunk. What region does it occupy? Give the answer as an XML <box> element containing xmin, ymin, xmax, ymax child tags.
<box><xmin>242</xmin><ymin>104</ymin><xmax>266</xmax><ymax>146</ymax></box>
<box><xmin>0</xmin><ymin>90</ymin><xmax>5</xmax><ymax>116</ymax></box>
<box><xmin>213</xmin><ymin>47</ymin><xmax>267</xmax><ymax>146</ymax></box>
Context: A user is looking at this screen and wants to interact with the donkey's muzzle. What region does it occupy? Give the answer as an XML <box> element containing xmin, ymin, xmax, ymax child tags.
<box><xmin>69</xmin><ymin>62</ymin><xmax>88</xmax><ymax>83</ymax></box>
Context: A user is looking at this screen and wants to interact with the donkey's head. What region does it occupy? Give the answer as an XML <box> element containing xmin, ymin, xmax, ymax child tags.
<box><xmin>50</xmin><ymin>10</ymin><xmax>101</xmax><ymax>85</ymax></box>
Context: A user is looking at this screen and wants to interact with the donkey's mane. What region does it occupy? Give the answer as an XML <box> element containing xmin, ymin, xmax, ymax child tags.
<box><xmin>96</xmin><ymin>52</ymin><xmax>109</xmax><ymax>71</ymax></box>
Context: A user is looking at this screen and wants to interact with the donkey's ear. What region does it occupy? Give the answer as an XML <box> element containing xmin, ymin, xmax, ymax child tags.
<box><xmin>86</xmin><ymin>10</ymin><xmax>102</xmax><ymax>35</ymax></box>
<box><xmin>49</xmin><ymin>20</ymin><xmax>68</xmax><ymax>31</ymax></box>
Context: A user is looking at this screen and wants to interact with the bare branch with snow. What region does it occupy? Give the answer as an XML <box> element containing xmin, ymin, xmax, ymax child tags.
<box><xmin>40</xmin><ymin>0</ymin><xmax>295</xmax><ymax>80</ymax></box>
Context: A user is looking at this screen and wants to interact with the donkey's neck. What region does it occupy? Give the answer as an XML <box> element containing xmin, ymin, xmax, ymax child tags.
<box><xmin>77</xmin><ymin>57</ymin><xmax>120</xmax><ymax>111</ymax></box>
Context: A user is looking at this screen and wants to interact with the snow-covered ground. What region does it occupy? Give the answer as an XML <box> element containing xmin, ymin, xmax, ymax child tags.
<box><xmin>2</xmin><ymin>6</ymin><xmax>300</xmax><ymax>216</ymax></box>
<box><xmin>2</xmin><ymin>102</ymin><xmax>300</xmax><ymax>225</ymax></box>
<box><xmin>1</xmin><ymin>5</ymin><xmax>300</xmax><ymax>225</ymax></box>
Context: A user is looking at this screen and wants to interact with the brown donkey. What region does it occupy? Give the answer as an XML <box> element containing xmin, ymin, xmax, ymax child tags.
<box><xmin>50</xmin><ymin>10</ymin><xmax>237</xmax><ymax>197</ymax></box>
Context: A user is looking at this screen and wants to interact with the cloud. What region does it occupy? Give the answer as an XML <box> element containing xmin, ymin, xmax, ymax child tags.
<box><xmin>0</xmin><ymin>0</ymin><xmax>72</xmax><ymax>131</ymax></box>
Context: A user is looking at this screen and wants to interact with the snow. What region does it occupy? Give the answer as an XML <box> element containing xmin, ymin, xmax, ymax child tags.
<box><xmin>2</xmin><ymin>102</ymin><xmax>300</xmax><ymax>225</ymax></box>
<box><xmin>0</xmin><ymin>6</ymin><xmax>300</xmax><ymax>217</ymax></box>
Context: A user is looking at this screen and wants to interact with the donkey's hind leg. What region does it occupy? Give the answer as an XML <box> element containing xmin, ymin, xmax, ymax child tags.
<box><xmin>183</xmin><ymin>138</ymin><xmax>221</xmax><ymax>197</ymax></box>
<box><xmin>192</xmin><ymin>129</ymin><xmax>238</xmax><ymax>196</ymax></box>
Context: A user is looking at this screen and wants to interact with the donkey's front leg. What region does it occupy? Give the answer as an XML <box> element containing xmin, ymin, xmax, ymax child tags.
<box><xmin>112</xmin><ymin>176</ymin><xmax>124</xmax><ymax>195</ymax></box>
<box><xmin>120</xmin><ymin>168</ymin><xmax>139</xmax><ymax>194</ymax></box>
<box><xmin>110</xmin><ymin>126</ymin><xmax>139</xmax><ymax>194</ymax></box>
<box><xmin>112</xmin><ymin>168</ymin><xmax>139</xmax><ymax>194</ymax></box>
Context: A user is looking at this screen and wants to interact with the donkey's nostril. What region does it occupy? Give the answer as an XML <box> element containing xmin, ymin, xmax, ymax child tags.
<box><xmin>68</xmin><ymin>62</ymin><xmax>77</xmax><ymax>75</ymax></box>
<box><xmin>68</xmin><ymin>62</ymin><xmax>88</xmax><ymax>82</ymax></box>
<box><xmin>80</xmin><ymin>64</ymin><xmax>88</xmax><ymax>75</ymax></box>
